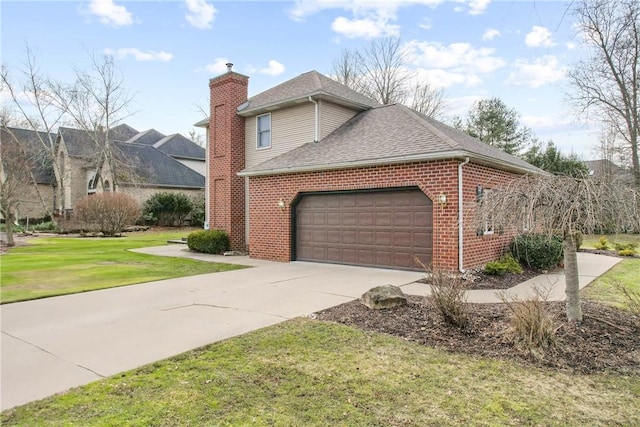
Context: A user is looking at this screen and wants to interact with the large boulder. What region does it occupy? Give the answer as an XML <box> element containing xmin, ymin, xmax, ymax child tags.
<box><xmin>361</xmin><ymin>285</ymin><xmax>407</xmax><ymax>310</ymax></box>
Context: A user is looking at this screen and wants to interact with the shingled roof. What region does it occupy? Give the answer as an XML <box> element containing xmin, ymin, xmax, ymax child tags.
<box><xmin>240</xmin><ymin>104</ymin><xmax>541</xmax><ymax>176</ymax></box>
<box><xmin>238</xmin><ymin>70</ymin><xmax>379</xmax><ymax>116</ymax></box>
<box><xmin>110</xmin><ymin>124</ymin><xmax>139</xmax><ymax>141</ymax></box>
<box><xmin>153</xmin><ymin>134</ymin><xmax>205</xmax><ymax>160</ymax></box>
<box><xmin>1</xmin><ymin>127</ymin><xmax>56</xmax><ymax>184</ymax></box>
<box><xmin>58</xmin><ymin>127</ymin><xmax>101</xmax><ymax>159</ymax></box>
<box><xmin>114</xmin><ymin>142</ymin><xmax>204</xmax><ymax>188</ymax></box>
<box><xmin>124</xmin><ymin>129</ymin><xmax>165</xmax><ymax>146</ymax></box>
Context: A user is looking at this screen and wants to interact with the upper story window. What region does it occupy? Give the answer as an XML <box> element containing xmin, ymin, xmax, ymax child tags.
<box><xmin>257</xmin><ymin>113</ymin><xmax>271</xmax><ymax>149</ymax></box>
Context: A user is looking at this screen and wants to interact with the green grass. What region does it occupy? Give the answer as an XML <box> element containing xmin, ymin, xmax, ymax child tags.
<box><xmin>1</xmin><ymin>318</ymin><xmax>638</xmax><ymax>426</ymax></box>
<box><xmin>0</xmin><ymin>231</ymin><xmax>246</xmax><ymax>303</ymax></box>
<box><xmin>581</xmin><ymin>234</ymin><xmax>640</xmax><ymax>311</ymax></box>
<box><xmin>582</xmin><ymin>258</ymin><xmax>640</xmax><ymax>310</ymax></box>
<box><xmin>581</xmin><ymin>233</ymin><xmax>640</xmax><ymax>250</ymax></box>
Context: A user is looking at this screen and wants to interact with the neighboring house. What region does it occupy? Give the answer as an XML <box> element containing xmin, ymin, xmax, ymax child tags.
<box><xmin>584</xmin><ymin>159</ymin><xmax>632</xmax><ymax>182</ymax></box>
<box><xmin>1</xmin><ymin>124</ymin><xmax>205</xmax><ymax>219</ymax></box>
<box><xmin>0</xmin><ymin>127</ymin><xmax>56</xmax><ymax>220</ymax></box>
<box><xmin>197</xmin><ymin>65</ymin><xmax>541</xmax><ymax>272</ymax></box>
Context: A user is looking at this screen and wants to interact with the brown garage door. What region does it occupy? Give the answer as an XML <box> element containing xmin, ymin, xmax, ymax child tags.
<box><xmin>295</xmin><ymin>189</ymin><xmax>433</xmax><ymax>270</ymax></box>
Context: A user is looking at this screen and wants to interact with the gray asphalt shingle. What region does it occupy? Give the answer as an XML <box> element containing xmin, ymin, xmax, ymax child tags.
<box><xmin>240</xmin><ymin>104</ymin><xmax>540</xmax><ymax>176</ymax></box>
<box><xmin>240</xmin><ymin>70</ymin><xmax>379</xmax><ymax>114</ymax></box>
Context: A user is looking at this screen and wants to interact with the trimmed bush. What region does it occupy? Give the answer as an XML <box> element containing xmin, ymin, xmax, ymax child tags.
<box><xmin>187</xmin><ymin>229</ymin><xmax>230</xmax><ymax>254</ymax></box>
<box><xmin>190</xmin><ymin>192</ymin><xmax>205</xmax><ymax>227</ymax></box>
<box><xmin>484</xmin><ymin>255</ymin><xmax>523</xmax><ymax>276</ymax></box>
<box><xmin>510</xmin><ymin>233</ymin><xmax>563</xmax><ymax>271</ymax></box>
<box><xmin>74</xmin><ymin>193</ymin><xmax>141</xmax><ymax>237</ymax></box>
<box><xmin>143</xmin><ymin>192</ymin><xmax>193</xmax><ymax>227</ymax></box>
<box><xmin>594</xmin><ymin>236</ymin><xmax>609</xmax><ymax>250</ymax></box>
<box><xmin>614</xmin><ymin>243</ymin><xmax>638</xmax><ymax>256</ymax></box>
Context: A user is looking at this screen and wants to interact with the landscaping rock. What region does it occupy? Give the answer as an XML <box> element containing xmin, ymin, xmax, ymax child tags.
<box><xmin>361</xmin><ymin>285</ymin><xmax>407</xmax><ymax>310</ymax></box>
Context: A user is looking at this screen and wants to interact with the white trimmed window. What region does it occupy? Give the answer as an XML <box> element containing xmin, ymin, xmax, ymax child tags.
<box><xmin>257</xmin><ymin>113</ymin><xmax>271</xmax><ymax>149</ymax></box>
<box><xmin>482</xmin><ymin>189</ymin><xmax>495</xmax><ymax>235</ymax></box>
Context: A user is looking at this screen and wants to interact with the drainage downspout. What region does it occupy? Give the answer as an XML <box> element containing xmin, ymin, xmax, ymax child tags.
<box><xmin>458</xmin><ymin>157</ymin><xmax>470</xmax><ymax>273</ymax></box>
<box><xmin>308</xmin><ymin>96</ymin><xmax>318</xmax><ymax>142</ymax></box>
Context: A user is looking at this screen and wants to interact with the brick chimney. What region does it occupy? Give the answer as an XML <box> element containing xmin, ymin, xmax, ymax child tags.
<box><xmin>208</xmin><ymin>63</ymin><xmax>249</xmax><ymax>251</ymax></box>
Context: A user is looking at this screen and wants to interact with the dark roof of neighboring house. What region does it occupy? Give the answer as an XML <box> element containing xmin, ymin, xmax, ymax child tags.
<box><xmin>0</xmin><ymin>127</ymin><xmax>56</xmax><ymax>184</ymax></box>
<box><xmin>237</xmin><ymin>70</ymin><xmax>380</xmax><ymax>116</ymax></box>
<box><xmin>124</xmin><ymin>128</ymin><xmax>166</xmax><ymax>145</ymax></box>
<box><xmin>114</xmin><ymin>142</ymin><xmax>205</xmax><ymax>188</ymax></box>
<box><xmin>110</xmin><ymin>124</ymin><xmax>139</xmax><ymax>141</ymax></box>
<box><xmin>240</xmin><ymin>104</ymin><xmax>541</xmax><ymax>176</ymax></box>
<box><xmin>583</xmin><ymin>159</ymin><xmax>628</xmax><ymax>177</ymax></box>
<box><xmin>58</xmin><ymin>126</ymin><xmax>102</xmax><ymax>158</ymax></box>
<box><xmin>153</xmin><ymin>134</ymin><xmax>205</xmax><ymax>160</ymax></box>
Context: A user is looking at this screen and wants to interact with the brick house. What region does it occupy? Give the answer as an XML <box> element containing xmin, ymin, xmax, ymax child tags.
<box><xmin>198</xmin><ymin>65</ymin><xmax>540</xmax><ymax>271</ymax></box>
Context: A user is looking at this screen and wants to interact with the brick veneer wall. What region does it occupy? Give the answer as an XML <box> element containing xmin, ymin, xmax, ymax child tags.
<box><xmin>208</xmin><ymin>71</ymin><xmax>248</xmax><ymax>250</ymax></box>
<box><xmin>248</xmin><ymin>159</ymin><xmax>522</xmax><ymax>271</ymax></box>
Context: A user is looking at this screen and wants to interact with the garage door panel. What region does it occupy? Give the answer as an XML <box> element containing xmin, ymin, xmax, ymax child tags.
<box><xmin>296</xmin><ymin>189</ymin><xmax>433</xmax><ymax>270</ymax></box>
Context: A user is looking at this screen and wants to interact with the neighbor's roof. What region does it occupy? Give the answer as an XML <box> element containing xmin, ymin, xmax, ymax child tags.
<box><xmin>58</xmin><ymin>127</ymin><xmax>101</xmax><ymax>158</ymax></box>
<box><xmin>583</xmin><ymin>159</ymin><xmax>628</xmax><ymax>177</ymax></box>
<box><xmin>240</xmin><ymin>104</ymin><xmax>541</xmax><ymax>176</ymax></box>
<box><xmin>153</xmin><ymin>134</ymin><xmax>205</xmax><ymax>160</ymax></box>
<box><xmin>110</xmin><ymin>124</ymin><xmax>139</xmax><ymax>141</ymax></box>
<box><xmin>124</xmin><ymin>128</ymin><xmax>165</xmax><ymax>145</ymax></box>
<box><xmin>238</xmin><ymin>70</ymin><xmax>380</xmax><ymax>116</ymax></box>
<box><xmin>0</xmin><ymin>127</ymin><xmax>56</xmax><ymax>184</ymax></box>
<box><xmin>114</xmin><ymin>142</ymin><xmax>205</xmax><ymax>188</ymax></box>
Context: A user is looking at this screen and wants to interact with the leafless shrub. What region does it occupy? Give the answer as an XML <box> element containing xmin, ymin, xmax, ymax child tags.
<box><xmin>75</xmin><ymin>193</ymin><xmax>141</xmax><ymax>237</ymax></box>
<box><xmin>416</xmin><ymin>258</ymin><xmax>468</xmax><ymax>328</ymax></box>
<box><xmin>614</xmin><ymin>281</ymin><xmax>640</xmax><ymax>326</ymax></box>
<box><xmin>499</xmin><ymin>287</ymin><xmax>558</xmax><ymax>355</ymax></box>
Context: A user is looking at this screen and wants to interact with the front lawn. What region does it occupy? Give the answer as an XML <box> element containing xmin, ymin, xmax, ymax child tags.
<box><xmin>2</xmin><ymin>318</ymin><xmax>638</xmax><ymax>426</ymax></box>
<box><xmin>0</xmin><ymin>231</ymin><xmax>246</xmax><ymax>303</ymax></box>
<box><xmin>582</xmin><ymin>258</ymin><xmax>640</xmax><ymax>310</ymax></box>
<box><xmin>582</xmin><ymin>233</ymin><xmax>640</xmax><ymax>249</ymax></box>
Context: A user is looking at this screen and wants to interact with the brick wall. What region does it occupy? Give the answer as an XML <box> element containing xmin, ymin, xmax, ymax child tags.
<box><xmin>208</xmin><ymin>71</ymin><xmax>248</xmax><ymax>250</ymax></box>
<box><xmin>248</xmin><ymin>160</ymin><xmax>522</xmax><ymax>271</ymax></box>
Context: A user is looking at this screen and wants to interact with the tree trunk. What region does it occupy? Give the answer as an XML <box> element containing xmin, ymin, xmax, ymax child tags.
<box><xmin>564</xmin><ymin>235</ymin><xmax>582</xmax><ymax>323</ymax></box>
<box><xmin>5</xmin><ymin>213</ymin><xmax>16</xmax><ymax>247</ymax></box>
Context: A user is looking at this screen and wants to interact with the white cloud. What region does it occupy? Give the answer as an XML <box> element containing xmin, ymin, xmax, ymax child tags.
<box><xmin>525</xmin><ymin>26</ymin><xmax>556</xmax><ymax>48</ymax></box>
<box><xmin>468</xmin><ymin>0</ymin><xmax>491</xmax><ymax>15</ymax></box>
<box><xmin>331</xmin><ymin>16</ymin><xmax>400</xmax><ymax>39</ymax></box>
<box><xmin>288</xmin><ymin>0</ymin><xmax>443</xmax><ymax>38</ymax></box>
<box><xmin>104</xmin><ymin>48</ymin><xmax>173</xmax><ymax>62</ymax></box>
<box><xmin>413</xmin><ymin>68</ymin><xmax>482</xmax><ymax>88</ymax></box>
<box><xmin>452</xmin><ymin>0</ymin><xmax>490</xmax><ymax>15</ymax></box>
<box><xmin>405</xmin><ymin>40</ymin><xmax>506</xmax><ymax>73</ymax></box>
<box><xmin>506</xmin><ymin>56</ymin><xmax>567</xmax><ymax>88</ymax></box>
<box><xmin>289</xmin><ymin>0</ymin><xmax>443</xmax><ymax>22</ymax></box>
<box><xmin>482</xmin><ymin>28</ymin><xmax>500</xmax><ymax>41</ymax></box>
<box><xmin>205</xmin><ymin>57</ymin><xmax>231</xmax><ymax>74</ymax></box>
<box><xmin>87</xmin><ymin>0</ymin><xmax>133</xmax><ymax>27</ymax></box>
<box><xmin>418</xmin><ymin>17</ymin><xmax>432</xmax><ymax>30</ymax></box>
<box><xmin>566</xmin><ymin>41</ymin><xmax>577</xmax><ymax>50</ymax></box>
<box><xmin>185</xmin><ymin>0</ymin><xmax>216</xmax><ymax>30</ymax></box>
<box><xmin>258</xmin><ymin>60</ymin><xmax>285</xmax><ymax>76</ymax></box>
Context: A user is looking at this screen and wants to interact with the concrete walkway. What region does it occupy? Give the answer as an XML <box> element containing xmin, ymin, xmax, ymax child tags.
<box><xmin>1</xmin><ymin>246</ymin><xmax>621</xmax><ymax>410</ymax></box>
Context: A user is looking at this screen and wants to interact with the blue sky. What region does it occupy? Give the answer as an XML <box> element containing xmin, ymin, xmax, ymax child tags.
<box><xmin>2</xmin><ymin>0</ymin><xmax>600</xmax><ymax>158</ymax></box>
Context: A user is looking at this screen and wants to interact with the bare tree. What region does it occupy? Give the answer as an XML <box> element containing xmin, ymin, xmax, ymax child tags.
<box><xmin>330</xmin><ymin>37</ymin><xmax>447</xmax><ymax>118</ymax></box>
<box><xmin>476</xmin><ymin>174</ymin><xmax>639</xmax><ymax>322</ymax></box>
<box><xmin>1</xmin><ymin>49</ymin><xmax>67</xmax><ymax>216</ymax></box>
<box><xmin>0</xmin><ymin>127</ymin><xmax>52</xmax><ymax>245</ymax></box>
<box><xmin>408</xmin><ymin>81</ymin><xmax>446</xmax><ymax>119</ymax></box>
<box><xmin>48</xmin><ymin>53</ymin><xmax>133</xmax><ymax>192</ymax></box>
<box><xmin>567</xmin><ymin>0</ymin><xmax>640</xmax><ymax>187</ymax></box>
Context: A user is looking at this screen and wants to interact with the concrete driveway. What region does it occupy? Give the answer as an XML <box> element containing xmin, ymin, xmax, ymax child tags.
<box><xmin>1</xmin><ymin>257</ymin><xmax>424</xmax><ymax>410</ymax></box>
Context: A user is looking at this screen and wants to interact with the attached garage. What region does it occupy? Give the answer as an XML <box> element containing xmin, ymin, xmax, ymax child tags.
<box><xmin>294</xmin><ymin>188</ymin><xmax>433</xmax><ymax>270</ymax></box>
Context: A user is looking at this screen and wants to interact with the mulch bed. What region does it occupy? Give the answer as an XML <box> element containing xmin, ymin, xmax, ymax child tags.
<box><xmin>416</xmin><ymin>265</ymin><xmax>544</xmax><ymax>290</ymax></box>
<box><xmin>315</xmin><ymin>296</ymin><xmax>640</xmax><ymax>375</ymax></box>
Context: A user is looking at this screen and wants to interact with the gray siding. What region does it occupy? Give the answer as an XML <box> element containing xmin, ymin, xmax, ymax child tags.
<box><xmin>245</xmin><ymin>103</ymin><xmax>315</xmax><ymax>168</ymax></box>
<box><xmin>319</xmin><ymin>100</ymin><xmax>358</xmax><ymax>140</ymax></box>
